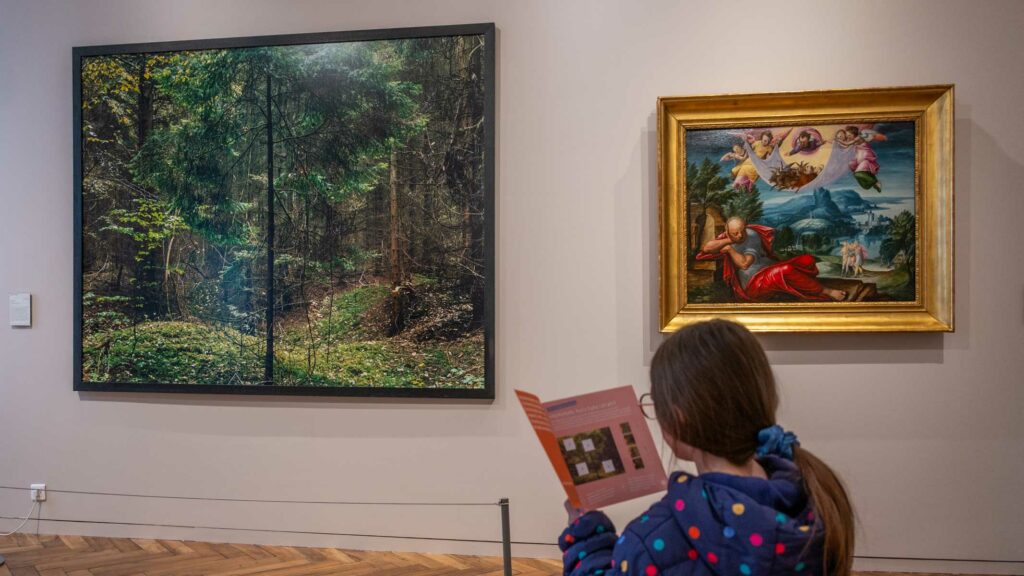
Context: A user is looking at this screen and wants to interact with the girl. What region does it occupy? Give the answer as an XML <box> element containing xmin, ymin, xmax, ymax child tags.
<box><xmin>558</xmin><ymin>320</ymin><xmax>854</xmax><ymax>576</ymax></box>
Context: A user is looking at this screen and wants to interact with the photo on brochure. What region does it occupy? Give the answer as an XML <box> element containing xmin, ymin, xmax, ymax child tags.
<box><xmin>558</xmin><ymin>427</ymin><xmax>625</xmax><ymax>485</ymax></box>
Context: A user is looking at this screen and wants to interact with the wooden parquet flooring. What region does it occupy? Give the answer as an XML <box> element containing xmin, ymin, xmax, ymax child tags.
<box><xmin>0</xmin><ymin>534</ymin><xmax>965</xmax><ymax>576</ymax></box>
<box><xmin>0</xmin><ymin>533</ymin><xmax>562</xmax><ymax>576</ymax></box>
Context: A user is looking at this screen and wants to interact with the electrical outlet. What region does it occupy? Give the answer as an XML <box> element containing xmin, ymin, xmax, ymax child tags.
<box><xmin>30</xmin><ymin>483</ymin><xmax>46</xmax><ymax>502</ymax></box>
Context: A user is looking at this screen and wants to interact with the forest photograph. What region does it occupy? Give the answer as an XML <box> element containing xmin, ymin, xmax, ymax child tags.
<box><xmin>76</xmin><ymin>27</ymin><xmax>492</xmax><ymax>394</ymax></box>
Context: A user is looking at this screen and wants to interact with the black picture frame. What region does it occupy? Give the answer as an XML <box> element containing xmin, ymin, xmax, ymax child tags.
<box><xmin>73</xmin><ymin>23</ymin><xmax>496</xmax><ymax>399</ymax></box>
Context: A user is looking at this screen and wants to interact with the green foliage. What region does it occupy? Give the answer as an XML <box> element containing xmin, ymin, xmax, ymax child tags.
<box><xmin>82</xmin><ymin>292</ymin><xmax>135</xmax><ymax>335</ymax></box>
<box><xmin>687</xmin><ymin>158</ymin><xmax>730</xmax><ymax>209</ymax></box>
<box><xmin>316</xmin><ymin>284</ymin><xmax>392</xmax><ymax>342</ymax></box>
<box><xmin>100</xmin><ymin>198</ymin><xmax>187</xmax><ymax>260</ymax></box>
<box><xmin>774</xmin><ymin>225</ymin><xmax>796</xmax><ymax>251</ymax></box>
<box><xmin>719</xmin><ymin>183</ymin><xmax>765</xmax><ymax>223</ymax></box>
<box><xmin>274</xmin><ymin>335</ymin><xmax>483</xmax><ymax>389</ymax></box>
<box><xmin>800</xmin><ymin>232</ymin><xmax>830</xmax><ymax>254</ymax></box>
<box><xmin>83</xmin><ymin>321</ymin><xmax>264</xmax><ymax>385</ymax></box>
<box><xmin>267</xmin><ymin>282</ymin><xmax>483</xmax><ymax>388</ymax></box>
<box><xmin>686</xmin><ymin>159</ymin><xmax>765</xmax><ymax>223</ymax></box>
<box><xmin>880</xmin><ymin>210</ymin><xmax>916</xmax><ymax>271</ymax></box>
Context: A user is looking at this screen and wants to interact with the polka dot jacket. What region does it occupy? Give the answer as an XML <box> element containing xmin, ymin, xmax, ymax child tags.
<box><xmin>557</xmin><ymin>456</ymin><xmax>824</xmax><ymax>576</ymax></box>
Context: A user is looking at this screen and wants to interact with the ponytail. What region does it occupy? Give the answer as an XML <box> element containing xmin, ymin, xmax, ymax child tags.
<box><xmin>793</xmin><ymin>446</ymin><xmax>854</xmax><ymax>576</ymax></box>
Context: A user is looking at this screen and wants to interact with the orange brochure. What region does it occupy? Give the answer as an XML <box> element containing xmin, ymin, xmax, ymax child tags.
<box><xmin>516</xmin><ymin>386</ymin><xmax>667</xmax><ymax>510</ymax></box>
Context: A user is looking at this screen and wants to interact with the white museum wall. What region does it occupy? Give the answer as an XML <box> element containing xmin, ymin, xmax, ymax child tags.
<box><xmin>1</xmin><ymin>0</ymin><xmax>1022</xmax><ymax>573</ymax></box>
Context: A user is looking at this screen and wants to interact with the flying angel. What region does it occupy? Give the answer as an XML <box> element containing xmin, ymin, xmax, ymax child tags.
<box><xmin>834</xmin><ymin>125</ymin><xmax>887</xmax><ymax>192</ymax></box>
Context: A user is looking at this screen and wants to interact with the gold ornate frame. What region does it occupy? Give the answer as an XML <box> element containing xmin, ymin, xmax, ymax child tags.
<box><xmin>658</xmin><ymin>85</ymin><xmax>953</xmax><ymax>333</ymax></box>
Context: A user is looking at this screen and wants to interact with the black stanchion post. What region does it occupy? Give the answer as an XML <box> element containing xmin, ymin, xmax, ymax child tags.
<box><xmin>499</xmin><ymin>498</ymin><xmax>512</xmax><ymax>576</ymax></box>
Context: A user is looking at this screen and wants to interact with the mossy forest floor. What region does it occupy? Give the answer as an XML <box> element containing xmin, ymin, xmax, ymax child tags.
<box><xmin>82</xmin><ymin>281</ymin><xmax>484</xmax><ymax>389</ymax></box>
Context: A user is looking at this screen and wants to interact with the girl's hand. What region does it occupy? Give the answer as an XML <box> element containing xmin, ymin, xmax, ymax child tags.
<box><xmin>564</xmin><ymin>499</ymin><xmax>588</xmax><ymax>524</ymax></box>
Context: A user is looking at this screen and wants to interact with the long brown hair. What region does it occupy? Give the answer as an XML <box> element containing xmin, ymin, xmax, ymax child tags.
<box><xmin>650</xmin><ymin>319</ymin><xmax>854</xmax><ymax>576</ymax></box>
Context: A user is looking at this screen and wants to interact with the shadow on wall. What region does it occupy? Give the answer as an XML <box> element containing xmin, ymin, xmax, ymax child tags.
<box><xmin>634</xmin><ymin>110</ymin><xmax>998</xmax><ymax>367</ymax></box>
<box><xmin>73</xmin><ymin>389</ymin><xmax>504</xmax><ymax>440</ymax></box>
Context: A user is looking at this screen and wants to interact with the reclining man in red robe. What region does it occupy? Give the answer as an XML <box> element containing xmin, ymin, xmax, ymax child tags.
<box><xmin>697</xmin><ymin>217</ymin><xmax>846</xmax><ymax>302</ymax></box>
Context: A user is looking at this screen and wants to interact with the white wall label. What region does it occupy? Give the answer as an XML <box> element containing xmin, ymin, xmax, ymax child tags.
<box><xmin>562</xmin><ymin>438</ymin><xmax>576</xmax><ymax>451</ymax></box>
<box><xmin>602</xmin><ymin>459</ymin><xmax>616</xmax><ymax>473</ymax></box>
<box><xmin>581</xmin><ymin>438</ymin><xmax>596</xmax><ymax>452</ymax></box>
<box><xmin>575</xmin><ymin>462</ymin><xmax>589</xmax><ymax>476</ymax></box>
<box><xmin>9</xmin><ymin>293</ymin><xmax>31</xmax><ymax>327</ymax></box>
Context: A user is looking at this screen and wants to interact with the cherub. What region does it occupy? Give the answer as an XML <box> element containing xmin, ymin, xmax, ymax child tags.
<box><xmin>745</xmin><ymin>129</ymin><xmax>791</xmax><ymax>160</ymax></box>
<box><xmin>720</xmin><ymin>143</ymin><xmax>759</xmax><ymax>191</ymax></box>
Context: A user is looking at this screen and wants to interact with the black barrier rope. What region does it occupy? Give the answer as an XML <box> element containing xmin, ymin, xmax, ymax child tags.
<box><xmin>0</xmin><ymin>485</ymin><xmax>494</xmax><ymax>507</ymax></box>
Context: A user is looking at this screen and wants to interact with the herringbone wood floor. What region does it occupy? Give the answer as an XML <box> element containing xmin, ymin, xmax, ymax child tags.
<box><xmin>0</xmin><ymin>533</ymin><xmax>561</xmax><ymax>576</ymax></box>
<box><xmin>0</xmin><ymin>534</ymin><xmax>961</xmax><ymax>576</ymax></box>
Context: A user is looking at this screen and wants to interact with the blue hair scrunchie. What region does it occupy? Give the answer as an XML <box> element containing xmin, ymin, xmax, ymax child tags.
<box><xmin>756</xmin><ymin>425</ymin><xmax>799</xmax><ymax>460</ymax></box>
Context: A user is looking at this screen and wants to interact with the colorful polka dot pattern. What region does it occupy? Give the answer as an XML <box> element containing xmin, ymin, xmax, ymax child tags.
<box><xmin>564</xmin><ymin>480</ymin><xmax>824</xmax><ymax>576</ymax></box>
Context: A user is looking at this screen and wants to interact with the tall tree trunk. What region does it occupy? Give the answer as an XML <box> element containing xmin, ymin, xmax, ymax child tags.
<box><xmin>389</xmin><ymin>146</ymin><xmax>403</xmax><ymax>286</ymax></box>
<box><xmin>388</xmin><ymin>146</ymin><xmax>409</xmax><ymax>336</ymax></box>
<box><xmin>264</xmin><ymin>73</ymin><xmax>275</xmax><ymax>384</ymax></box>
<box><xmin>366</xmin><ymin>185</ymin><xmax>386</xmax><ymax>276</ymax></box>
<box><xmin>136</xmin><ymin>59</ymin><xmax>153</xmax><ymax>147</ymax></box>
<box><xmin>134</xmin><ymin>56</ymin><xmax>163</xmax><ymax>319</ymax></box>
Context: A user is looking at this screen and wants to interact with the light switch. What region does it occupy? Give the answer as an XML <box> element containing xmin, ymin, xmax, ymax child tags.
<box><xmin>9</xmin><ymin>293</ymin><xmax>31</xmax><ymax>327</ymax></box>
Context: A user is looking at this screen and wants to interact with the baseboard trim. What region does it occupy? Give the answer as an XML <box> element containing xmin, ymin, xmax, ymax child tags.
<box><xmin>854</xmin><ymin>556</ymin><xmax>1024</xmax><ymax>575</ymax></box>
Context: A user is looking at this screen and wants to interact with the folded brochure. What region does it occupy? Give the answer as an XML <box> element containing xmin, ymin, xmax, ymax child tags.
<box><xmin>516</xmin><ymin>386</ymin><xmax>667</xmax><ymax>510</ymax></box>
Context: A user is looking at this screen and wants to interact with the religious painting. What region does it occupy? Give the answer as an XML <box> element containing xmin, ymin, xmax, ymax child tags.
<box><xmin>659</xmin><ymin>86</ymin><xmax>953</xmax><ymax>333</ymax></box>
<box><xmin>74</xmin><ymin>24</ymin><xmax>495</xmax><ymax>397</ymax></box>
